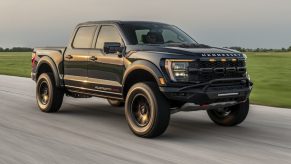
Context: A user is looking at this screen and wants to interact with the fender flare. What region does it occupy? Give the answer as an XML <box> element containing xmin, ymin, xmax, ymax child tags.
<box><xmin>122</xmin><ymin>60</ymin><xmax>164</xmax><ymax>87</ymax></box>
<box><xmin>36</xmin><ymin>56</ymin><xmax>60</xmax><ymax>87</ymax></box>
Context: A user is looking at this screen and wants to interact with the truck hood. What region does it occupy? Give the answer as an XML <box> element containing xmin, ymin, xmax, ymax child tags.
<box><xmin>164</xmin><ymin>47</ymin><xmax>239</xmax><ymax>54</ymax></box>
<box><xmin>126</xmin><ymin>45</ymin><xmax>243</xmax><ymax>58</ymax></box>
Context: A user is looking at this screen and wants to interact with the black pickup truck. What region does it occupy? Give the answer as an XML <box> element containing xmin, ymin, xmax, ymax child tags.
<box><xmin>32</xmin><ymin>21</ymin><xmax>252</xmax><ymax>138</ymax></box>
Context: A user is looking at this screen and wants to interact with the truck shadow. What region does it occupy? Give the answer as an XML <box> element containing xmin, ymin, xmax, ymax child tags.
<box><xmin>58</xmin><ymin>98</ymin><xmax>255</xmax><ymax>141</ymax></box>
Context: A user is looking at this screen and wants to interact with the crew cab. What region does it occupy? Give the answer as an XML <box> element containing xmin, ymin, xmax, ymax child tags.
<box><xmin>32</xmin><ymin>21</ymin><xmax>253</xmax><ymax>138</ymax></box>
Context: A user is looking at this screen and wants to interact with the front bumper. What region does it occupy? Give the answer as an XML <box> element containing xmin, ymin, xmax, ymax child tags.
<box><xmin>160</xmin><ymin>77</ymin><xmax>253</xmax><ymax>105</ymax></box>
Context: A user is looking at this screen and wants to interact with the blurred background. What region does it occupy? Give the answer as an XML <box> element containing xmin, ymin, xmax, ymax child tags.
<box><xmin>0</xmin><ymin>0</ymin><xmax>291</xmax><ymax>108</ymax></box>
<box><xmin>1</xmin><ymin>0</ymin><xmax>291</xmax><ymax>48</ymax></box>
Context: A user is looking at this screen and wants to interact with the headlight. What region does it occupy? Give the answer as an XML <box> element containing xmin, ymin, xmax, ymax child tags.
<box><xmin>165</xmin><ymin>59</ymin><xmax>192</xmax><ymax>82</ymax></box>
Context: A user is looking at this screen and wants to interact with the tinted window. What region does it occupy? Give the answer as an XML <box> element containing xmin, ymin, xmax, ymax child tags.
<box><xmin>96</xmin><ymin>26</ymin><xmax>122</xmax><ymax>49</ymax></box>
<box><xmin>120</xmin><ymin>23</ymin><xmax>197</xmax><ymax>45</ymax></box>
<box><xmin>162</xmin><ymin>29</ymin><xmax>184</xmax><ymax>43</ymax></box>
<box><xmin>73</xmin><ymin>26</ymin><xmax>96</xmax><ymax>48</ymax></box>
<box><xmin>135</xmin><ymin>29</ymin><xmax>149</xmax><ymax>44</ymax></box>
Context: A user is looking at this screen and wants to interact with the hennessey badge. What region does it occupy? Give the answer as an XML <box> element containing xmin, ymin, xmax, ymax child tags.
<box><xmin>201</xmin><ymin>53</ymin><xmax>242</xmax><ymax>57</ymax></box>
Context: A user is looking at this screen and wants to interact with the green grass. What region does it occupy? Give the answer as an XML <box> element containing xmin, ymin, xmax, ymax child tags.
<box><xmin>0</xmin><ymin>52</ymin><xmax>31</xmax><ymax>77</ymax></box>
<box><xmin>0</xmin><ymin>51</ymin><xmax>291</xmax><ymax>108</ymax></box>
<box><xmin>247</xmin><ymin>52</ymin><xmax>291</xmax><ymax>108</ymax></box>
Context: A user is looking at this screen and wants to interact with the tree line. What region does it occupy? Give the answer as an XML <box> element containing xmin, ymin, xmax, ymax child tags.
<box><xmin>1</xmin><ymin>46</ymin><xmax>291</xmax><ymax>53</ymax></box>
<box><xmin>227</xmin><ymin>46</ymin><xmax>291</xmax><ymax>52</ymax></box>
<box><xmin>0</xmin><ymin>47</ymin><xmax>33</xmax><ymax>52</ymax></box>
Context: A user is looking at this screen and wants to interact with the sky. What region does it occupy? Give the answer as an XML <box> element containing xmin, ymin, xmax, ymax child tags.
<box><xmin>0</xmin><ymin>0</ymin><xmax>290</xmax><ymax>49</ymax></box>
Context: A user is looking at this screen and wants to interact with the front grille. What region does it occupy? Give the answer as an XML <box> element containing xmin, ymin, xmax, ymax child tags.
<box><xmin>188</xmin><ymin>59</ymin><xmax>246</xmax><ymax>83</ymax></box>
<box><xmin>197</xmin><ymin>60</ymin><xmax>245</xmax><ymax>68</ymax></box>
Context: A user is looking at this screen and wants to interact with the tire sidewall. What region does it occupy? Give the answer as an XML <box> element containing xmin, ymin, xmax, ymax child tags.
<box><xmin>125</xmin><ymin>84</ymin><xmax>158</xmax><ymax>136</ymax></box>
<box><xmin>207</xmin><ymin>99</ymin><xmax>249</xmax><ymax>126</ymax></box>
<box><xmin>36</xmin><ymin>73</ymin><xmax>54</xmax><ymax>112</ymax></box>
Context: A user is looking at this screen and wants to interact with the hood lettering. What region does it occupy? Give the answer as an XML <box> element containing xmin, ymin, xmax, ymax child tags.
<box><xmin>201</xmin><ymin>53</ymin><xmax>242</xmax><ymax>57</ymax></box>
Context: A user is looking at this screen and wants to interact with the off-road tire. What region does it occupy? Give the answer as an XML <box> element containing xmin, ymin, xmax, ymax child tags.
<box><xmin>36</xmin><ymin>73</ymin><xmax>64</xmax><ymax>113</ymax></box>
<box><xmin>207</xmin><ymin>99</ymin><xmax>249</xmax><ymax>126</ymax></box>
<box><xmin>125</xmin><ymin>82</ymin><xmax>170</xmax><ymax>138</ymax></box>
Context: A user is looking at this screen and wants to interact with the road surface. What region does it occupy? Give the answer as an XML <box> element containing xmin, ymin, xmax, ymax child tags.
<box><xmin>0</xmin><ymin>75</ymin><xmax>291</xmax><ymax>164</ymax></box>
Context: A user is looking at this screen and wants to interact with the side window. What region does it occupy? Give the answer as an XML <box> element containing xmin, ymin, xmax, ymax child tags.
<box><xmin>96</xmin><ymin>26</ymin><xmax>122</xmax><ymax>49</ymax></box>
<box><xmin>135</xmin><ymin>29</ymin><xmax>150</xmax><ymax>44</ymax></box>
<box><xmin>72</xmin><ymin>26</ymin><xmax>96</xmax><ymax>48</ymax></box>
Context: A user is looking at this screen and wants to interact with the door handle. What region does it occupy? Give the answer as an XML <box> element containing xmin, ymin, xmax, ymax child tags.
<box><xmin>65</xmin><ymin>55</ymin><xmax>73</xmax><ymax>59</ymax></box>
<box><xmin>89</xmin><ymin>56</ymin><xmax>97</xmax><ymax>61</ymax></box>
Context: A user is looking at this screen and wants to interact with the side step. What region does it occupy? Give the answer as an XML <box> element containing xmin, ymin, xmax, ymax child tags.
<box><xmin>66</xmin><ymin>92</ymin><xmax>92</xmax><ymax>98</ymax></box>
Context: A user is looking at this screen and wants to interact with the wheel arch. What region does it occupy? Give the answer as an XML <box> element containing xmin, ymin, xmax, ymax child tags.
<box><xmin>122</xmin><ymin>60</ymin><xmax>165</xmax><ymax>98</ymax></box>
<box><xmin>36</xmin><ymin>56</ymin><xmax>60</xmax><ymax>87</ymax></box>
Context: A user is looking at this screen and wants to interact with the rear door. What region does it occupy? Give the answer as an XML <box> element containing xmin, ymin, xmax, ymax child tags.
<box><xmin>64</xmin><ymin>25</ymin><xmax>97</xmax><ymax>89</ymax></box>
<box><xmin>87</xmin><ymin>25</ymin><xmax>125</xmax><ymax>97</ymax></box>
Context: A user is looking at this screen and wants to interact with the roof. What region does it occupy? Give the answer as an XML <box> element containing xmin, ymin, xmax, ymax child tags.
<box><xmin>78</xmin><ymin>20</ymin><xmax>169</xmax><ymax>26</ymax></box>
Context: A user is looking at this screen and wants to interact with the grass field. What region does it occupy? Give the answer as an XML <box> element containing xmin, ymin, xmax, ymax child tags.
<box><xmin>0</xmin><ymin>51</ymin><xmax>291</xmax><ymax>108</ymax></box>
<box><xmin>247</xmin><ymin>52</ymin><xmax>291</xmax><ymax>108</ymax></box>
<box><xmin>0</xmin><ymin>52</ymin><xmax>31</xmax><ymax>77</ymax></box>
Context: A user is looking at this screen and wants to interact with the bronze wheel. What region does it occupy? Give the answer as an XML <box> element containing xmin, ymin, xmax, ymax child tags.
<box><xmin>130</xmin><ymin>93</ymin><xmax>151</xmax><ymax>127</ymax></box>
<box><xmin>36</xmin><ymin>73</ymin><xmax>64</xmax><ymax>113</ymax></box>
<box><xmin>38</xmin><ymin>81</ymin><xmax>49</xmax><ymax>105</ymax></box>
<box><xmin>125</xmin><ymin>82</ymin><xmax>170</xmax><ymax>138</ymax></box>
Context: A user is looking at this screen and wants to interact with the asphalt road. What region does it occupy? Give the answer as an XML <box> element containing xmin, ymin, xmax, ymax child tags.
<box><xmin>0</xmin><ymin>75</ymin><xmax>291</xmax><ymax>164</ymax></box>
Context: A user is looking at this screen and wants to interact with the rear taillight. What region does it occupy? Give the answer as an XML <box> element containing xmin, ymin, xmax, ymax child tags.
<box><xmin>32</xmin><ymin>52</ymin><xmax>36</xmax><ymax>66</ymax></box>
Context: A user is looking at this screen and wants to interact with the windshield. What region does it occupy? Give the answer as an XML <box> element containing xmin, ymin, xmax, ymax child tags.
<box><xmin>120</xmin><ymin>23</ymin><xmax>198</xmax><ymax>45</ymax></box>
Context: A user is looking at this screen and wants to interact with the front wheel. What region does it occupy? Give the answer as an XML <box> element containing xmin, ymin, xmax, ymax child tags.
<box><xmin>36</xmin><ymin>73</ymin><xmax>64</xmax><ymax>113</ymax></box>
<box><xmin>125</xmin><ymin>82</ymin><xmax>170</xmax><ymax>138</ymax></box>
<box><xmin>207</xmin><ymin>99</ymin><xmax>249</xmax><ymax>126</ymax></box>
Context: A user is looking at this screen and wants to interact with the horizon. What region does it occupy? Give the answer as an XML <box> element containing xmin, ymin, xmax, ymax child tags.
<box><xmin>1</xmin><ymin>45</ymin><xmax>290</xmax><ymax>50</ymax></box>
<box><xmin>1</xmin><ymin>0</ymin><xmax>291</xmax><ymax>49</ymax></box>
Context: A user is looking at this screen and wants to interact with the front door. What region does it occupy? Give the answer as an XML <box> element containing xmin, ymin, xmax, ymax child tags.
<box><xmin>87</xmin><ymin>25</ymin><xmax>125</xmax><ymax>97</ymax></box>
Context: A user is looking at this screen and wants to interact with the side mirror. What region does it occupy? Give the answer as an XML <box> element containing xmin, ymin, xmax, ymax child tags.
<box><xmin>103</xmin><ymin>42</ymin><xmax>124</xmax><ymax>54</ymax></box>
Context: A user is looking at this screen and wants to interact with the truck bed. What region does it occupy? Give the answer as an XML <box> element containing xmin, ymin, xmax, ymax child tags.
<box><xmin>33</xmin><ymin>47</ymin><xmax>66</xmax><ymax>54</ymax></box>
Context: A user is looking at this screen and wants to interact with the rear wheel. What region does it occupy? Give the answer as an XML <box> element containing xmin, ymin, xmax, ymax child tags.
<box><xmin>36</xmin><ymin>73</ymin><xmax>64</xmax><ymax>113</ymax></box>
<box><xmin>207</xmin><ymin>99</ymin><xmax>249</xmax><ymax>126</ymax></box>
<box><xmin>107</xmin><ymin>99</ymin><xmax>124</xmax><ymax>107</ymax></box>
<box><xmin>125</xmin><ymin>82</ymin><xmax>170</xmax><ymax>138</ymax></box>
